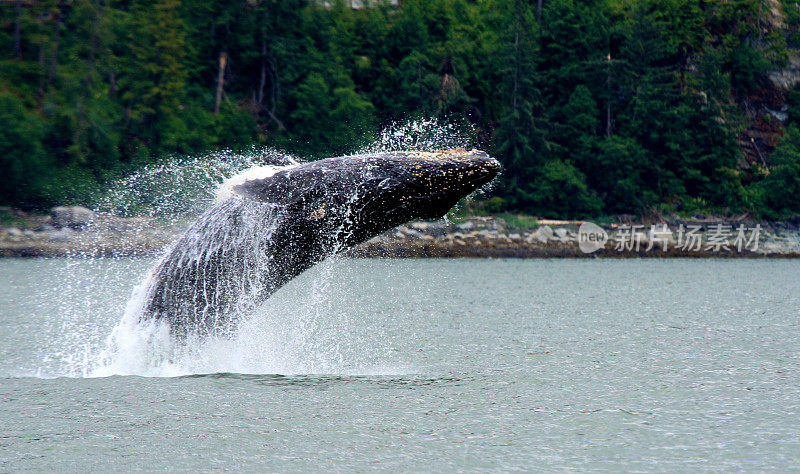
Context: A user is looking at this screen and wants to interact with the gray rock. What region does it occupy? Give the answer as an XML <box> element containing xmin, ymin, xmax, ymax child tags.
<box><xmin>455</xmin><ymin>221</ymin><xmax>475</xmax><ymax>231</ymax></box>
<box><xmin>768</xmin><ymin>54</ymin><xmax>800</xmax><ymax>91</ymax></box>
<box><xmin>51</xmin><ymin>206</ymin><xmax>95</xmax><ymax>228</ymax></box>
<box><xmin>554</xmin><ymin>228</ymin><xmax>568</xmax><ymax>239</ymax></box>
<box><xmin>767</xmin><ymin>106</ymin><xmax>789</xmax><ymax>122</ymax></box>
<box><xmin>485</xmin><ymin>217</ymin><xmax>507</xmax><ymax>230</ymax></box>
<box><xmin>48</xmin><ymin>227</ymin><xmax>74</xmax><ymax>242</ymax></box>
<box><xmin>533</xmin><ymin>225</ymin><xmax>553</xmax><ymax>243</ymax></box>
<box><xmin>410</xmin><ymin>221</ymin><xmax>429</xmax><ymax>231</ymax></box>
<box><xmin>5</xmin><ymin>227</ymin><xmax>23</xmax><ymax>238</ymax></box>
<box><xmin>759</xmin><ymin>242</ymin><xmax>786</xmax><ymax>254</ymax></box>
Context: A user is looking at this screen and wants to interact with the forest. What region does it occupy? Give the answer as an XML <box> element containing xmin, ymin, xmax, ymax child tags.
<box><xmin>2</xmin><ymin>0</ymin><xmax>800</xmax><ymax>219</ymax></box>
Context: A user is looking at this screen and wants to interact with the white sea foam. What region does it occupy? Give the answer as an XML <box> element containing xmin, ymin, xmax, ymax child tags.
<box><xmin>87</xmin><ymin>258</ymin><xmax>405</xmax><ymax>377</ymax></box>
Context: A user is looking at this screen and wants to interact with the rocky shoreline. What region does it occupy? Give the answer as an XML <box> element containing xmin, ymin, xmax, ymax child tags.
<box><xmin>1</xmin><ymin>206</ymin><xmax>799</xmax><ymax>258</ymax></box>
<box><xmin>351</xmin><ymin>216</ymin><xmax>800</xmax><ymax>258</ymax></box>
<box><xmin>0</xmin><ymin>207</ymin><xmax>181</xmax><ymax>258</ymax></box>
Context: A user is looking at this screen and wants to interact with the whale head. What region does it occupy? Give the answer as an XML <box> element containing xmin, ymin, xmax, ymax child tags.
<box><xmin>362</xmin><ymin>149</ymin><xmax>501</xmax><ymax>220</ymax></box>
<box><xmin>231</xmin><ymin>149</ymin><xmax>500</xmax><ymax>249</ymax></box>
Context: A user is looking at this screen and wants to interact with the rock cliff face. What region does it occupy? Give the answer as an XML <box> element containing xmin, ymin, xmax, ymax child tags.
<box><xmin>739</xmin><ymin>0</ymin><xmax>800</xmax><ymax>168</ymax></box>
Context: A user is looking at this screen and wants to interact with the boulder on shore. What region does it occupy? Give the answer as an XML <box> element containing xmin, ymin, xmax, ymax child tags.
<box><xmin>51</xmin><ymin>206</ymin><xmax>95</xmax><ymax>228</ymax></box>
<box><xmin>532</xmin><ymin>225</ymin><xmax>553</xmax><ymax>243</ymax></box>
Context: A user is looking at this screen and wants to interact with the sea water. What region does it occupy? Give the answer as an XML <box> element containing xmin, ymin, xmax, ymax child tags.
<box><xmin>1</xmin><ymin>258</ymin><xmax>799</xmax><ymax>471</ymax></box>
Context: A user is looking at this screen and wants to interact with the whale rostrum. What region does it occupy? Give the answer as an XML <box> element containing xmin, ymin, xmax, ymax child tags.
<box><xmin>139</xmin><ymin>149</ymin><xmax>500</xmax><ymax>338</ymax></box>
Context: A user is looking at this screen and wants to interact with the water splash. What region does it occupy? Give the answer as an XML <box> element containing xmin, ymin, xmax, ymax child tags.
<box><xmin>88</xmin><ymin>257</ymin><xmax>403</xmax><ymax>377</ymax></box>
<box><xmin>92</xmin><ymin>147</ymin><xmax>297</xmax><ymax>222</ymax></box>
<box><xmin>51</xmin><ymin>118</ymin><xmax>474</xmax><ymax>378</ymax></box>
<box><xmin>356</xmin><ymin>117</ymin><xmax>474</xmax><ymax>154</ymax></box>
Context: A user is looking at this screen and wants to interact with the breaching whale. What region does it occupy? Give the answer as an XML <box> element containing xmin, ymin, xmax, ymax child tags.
<box><xmin>138</xmin><ymin>149</ymin><xmax>500</xmax><ymax>338</ymax></box>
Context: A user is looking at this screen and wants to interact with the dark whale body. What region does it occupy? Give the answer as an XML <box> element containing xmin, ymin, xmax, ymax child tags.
<box><xmin>139</xmin><ymin>149</ymin><xmax>499</xmax><ymax>338</ymax></box>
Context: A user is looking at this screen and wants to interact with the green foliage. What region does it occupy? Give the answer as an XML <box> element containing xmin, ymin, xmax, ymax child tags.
<box><xmin>593</xmin><ymin>136</ymin><xmax>657</xmax><ymax>213</ymax></box>
<box><xmin>483</xmin><ymin>196</ymin><xmax>505</xmax><ymax>214</ymax></box>
<box><xmin>0</xmin><ymin>93</ymin><xmax>51</xmax><ymax>205</ymax></box>
<box><xmin>0</xmin><ymin>208</ymin><xmax>32</xmax><ymax>228</ymax></box>
<box><xmin>760</xmin><ymin>126</ymin><xmax>800</xmax><ymax>218</ymax></box>
<box><xmin>527</xmin><ymin>159</ymin><xmax>603</xmax><ymax>218</ymax></box>
<box><xmin>495</xmin><ymin>213</ymin><xmax>539</xmax><ymax>229</ymax></box>
<box><xmin>42</xmin><ymin>164</ymin><xmax>102</xmax><ymax>206</ymax></box>
<box><xmin>0</xmin><ymin>0</ymin><xmax>795</xmax><ymax>220</ymax></box>
<box><xmin>286</xmin><ymin>72</ymin><xmax>375</xmax><ymax>156</ymax></box>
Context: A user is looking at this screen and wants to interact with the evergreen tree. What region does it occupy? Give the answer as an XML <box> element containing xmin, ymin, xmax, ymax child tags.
<box><xmin>491</xmin><ymin>0</ymin><xmax>547</xmax><ymax>211</ymax></box>
<box><xmin>0</xmin><ymin>0</ymin><xmax>794</xmax><ymax>217</ymax></box>
<box><xmin>119</xmin><ymin>0</ymin><xmax>188</xmax><ymax>156</ymax></box>
<box><xmin>762</xmin><ymin>126</ymin><xmax>800</xmax><ymax>218</ymax></box>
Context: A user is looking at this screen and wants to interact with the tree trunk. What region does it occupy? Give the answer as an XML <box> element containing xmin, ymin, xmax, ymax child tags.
<box><xmin>605</xmin><ymin>53</ymin><xmax>612</xmax><ymax>137</ymax></box>
<box><xmin>255</xmin><ymin>30</ymin><xmax>283</xmax><ymax>130</ymax></box>
<box><xmin>257</xmin><ymin>64</ymin><xmax>266</xmax><ymax>107</ymax></box>
<box><xmin>89</xmin><ymin>0</ymin><xmax>99</xmax><ymax>66</ymax></box>
<box><xmin>37</xmin><ymin>43</ymin><xmax>46</xmax><ymax>94</ymax></box>
<box><xmin>537</xmin><ymin>0</ymin><xmax>543</xmax><ymax>23</ymax></box>
<box><xmin>109</xmin><ymin>71</ymin><xmax>116</xmax><ymax>99</ymax></box>
<box><xmin>83</xmin><ymin>0</ymin><xmax>99</xmax><ymax>91</ymax></box>
<box><xmin>512</xmin><ymin>30</ymin><xmax>519</xmax><ymax>110</ymax></box>
<box><xmin>214</xmin><ymin>52</ymin><xmax>227</xmax><ymax>115</ymax></box>
<box><xmin>47</xmin><ymin>10</ymin><xmax>62</xmax><ymax>89</ymax></box>
<box><xmin>257</xmin><ymin>37</ymin><xmax>266</xmax><ymax>107</ymax></box>
<box><xmin>13</xmin><ymin>1</ymin><xmax>22</xmax><ymax>58</ymax></box>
